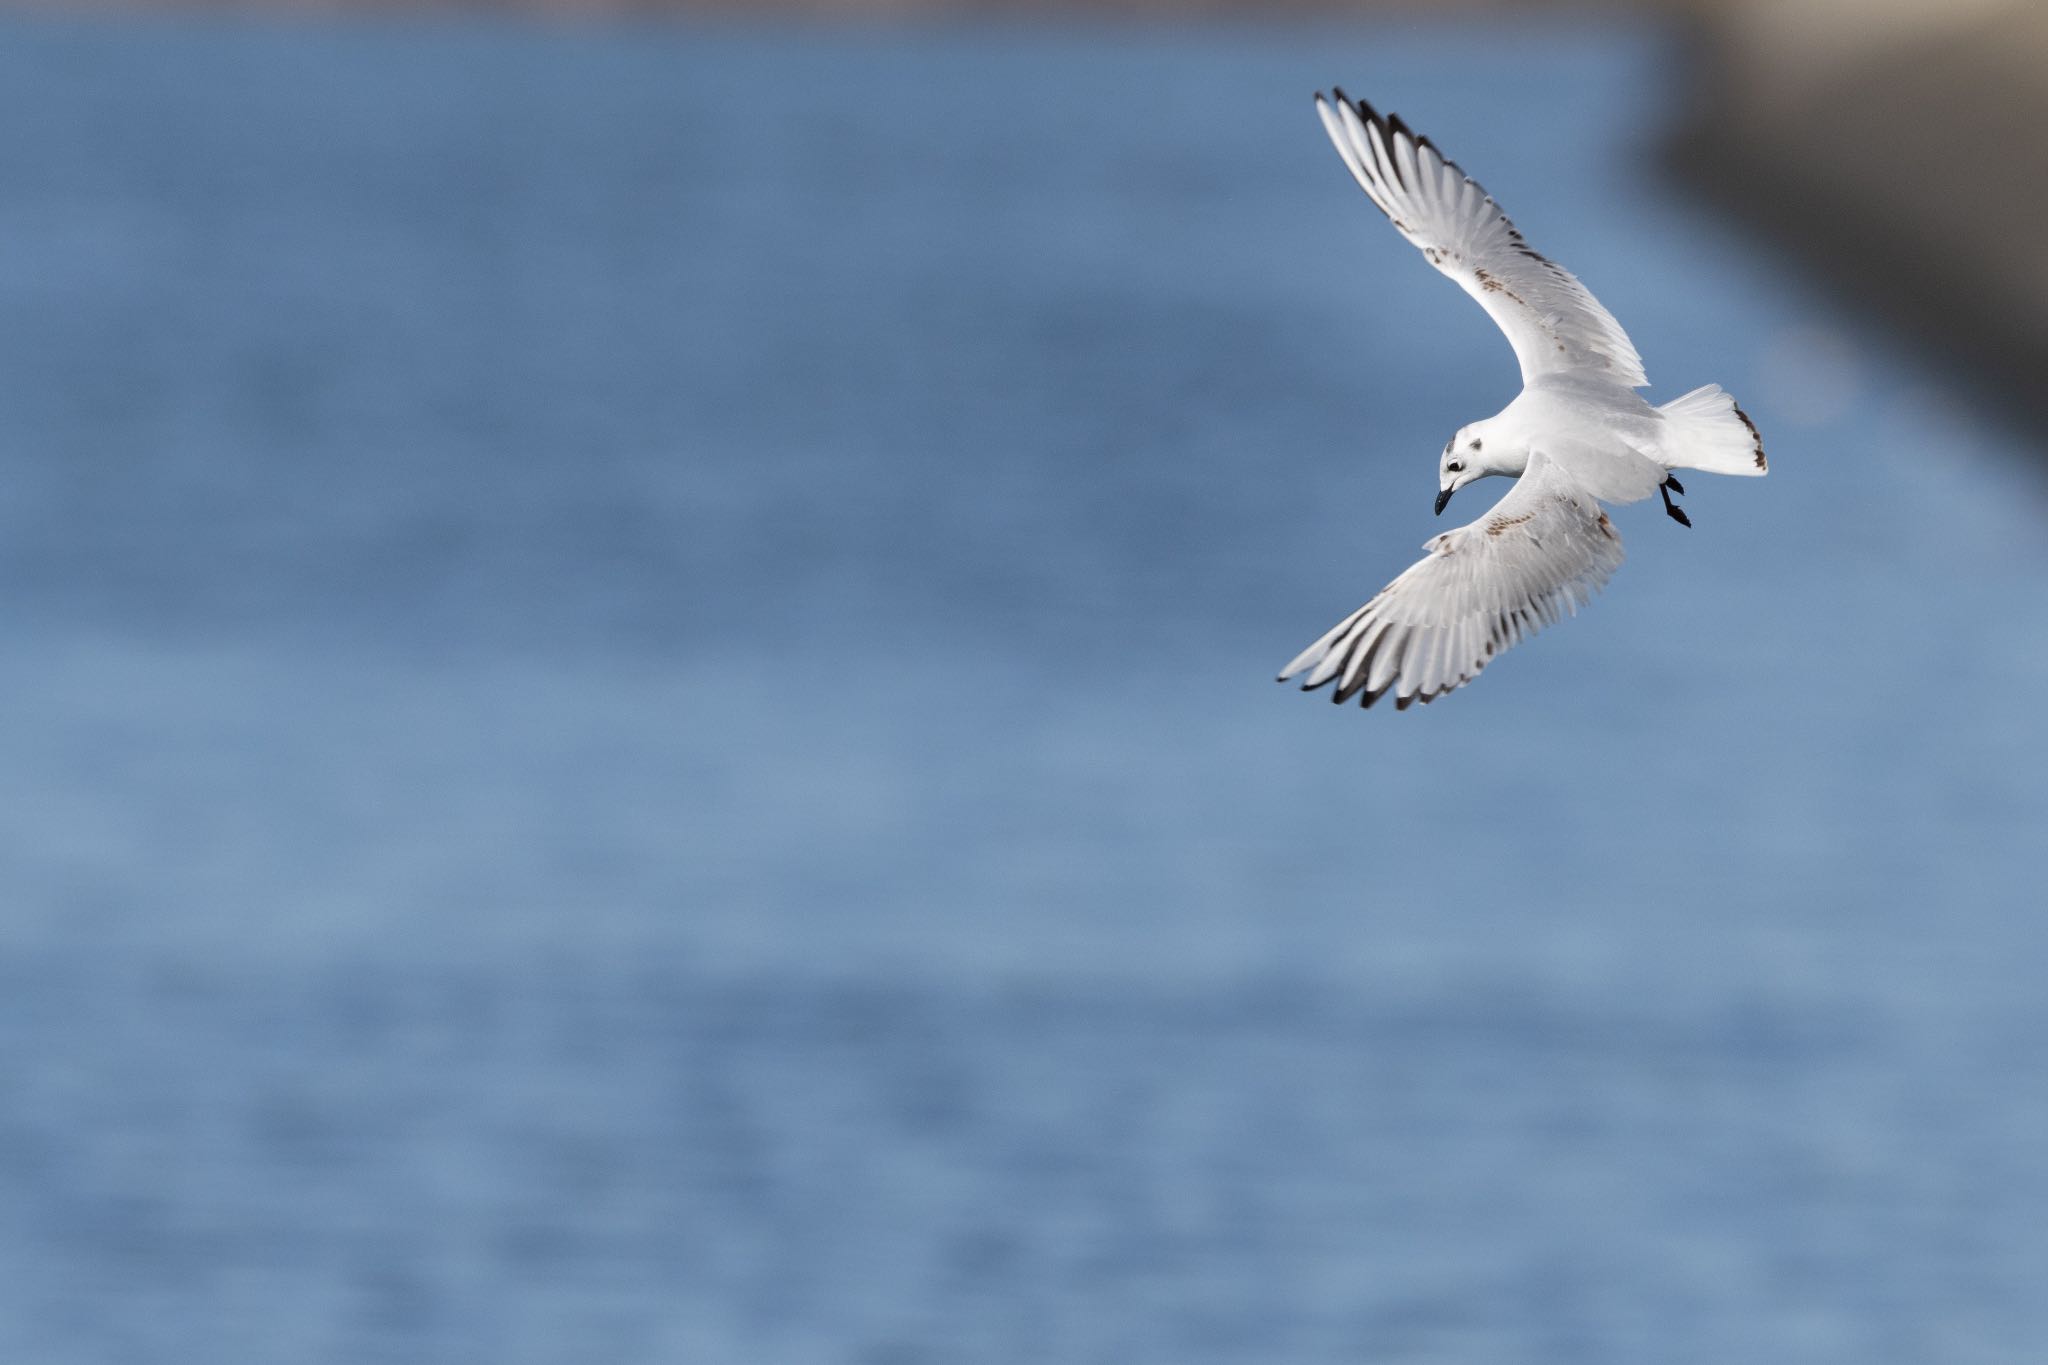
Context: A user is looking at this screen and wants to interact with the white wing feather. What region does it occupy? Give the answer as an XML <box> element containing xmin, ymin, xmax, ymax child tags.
<box><xmin>1277</xmin><ymin>453</ymin><xmax>1626</xmax><ymax>709</ymax></box>
<box><xmin>1315</xmin><ymin>89</ymin><xmax>1647</xmax><ymax>388</ymax></box>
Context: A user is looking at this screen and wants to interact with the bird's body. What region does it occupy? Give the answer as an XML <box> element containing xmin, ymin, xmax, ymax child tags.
<box><xmin>1463</xmin><ymin>374</ymin><xmax>1761</xmax><ymax>502</ymax></box>
<box><xmin>1279</xmin><ymin>90</ymin><xmax>1766</xmax><ymax>709</ymax></box>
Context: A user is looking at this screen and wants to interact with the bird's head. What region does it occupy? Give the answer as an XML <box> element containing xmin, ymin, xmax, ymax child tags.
<box><xmin>1435</xmin><ymin>422</ymin><xmax>1511</xmax><ymax>515</ymax></box>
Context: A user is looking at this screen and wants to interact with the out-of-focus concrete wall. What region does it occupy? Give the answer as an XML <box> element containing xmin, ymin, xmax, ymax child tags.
<box><xmin>1668</xmin><ymin>0</ymin><xmax>2048</xmax><ymax>420</ymax></box>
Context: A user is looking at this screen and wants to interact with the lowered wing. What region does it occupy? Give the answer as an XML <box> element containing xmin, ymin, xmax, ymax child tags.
<box><xmin>1277</xmin><ymin>453</ymin><xmax>1627</xmax><ymax>709</ymax></box>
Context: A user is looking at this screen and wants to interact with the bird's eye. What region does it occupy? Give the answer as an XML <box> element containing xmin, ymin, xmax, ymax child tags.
<box><xmin>1447</xmin><ymin>460</ymin><xmax>1463</xmax><ymax>473</ymax></box>
<box><xmin>1470</xmin><ymin>439</ymin><xmax>1483</xmax><ymax>452</ymax></box>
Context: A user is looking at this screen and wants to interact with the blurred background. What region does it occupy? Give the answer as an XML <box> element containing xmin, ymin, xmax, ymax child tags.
<box><xmin>1</xmin><ymin>1</ymin><xmax>2046</xmax><ymax>1362</ymax></box>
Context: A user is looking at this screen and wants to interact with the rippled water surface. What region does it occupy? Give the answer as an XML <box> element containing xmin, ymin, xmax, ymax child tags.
<box><xmin>1</xmin><ymin>16</ymin><xmax>2045</xmax><ymax>1364</ymax></box>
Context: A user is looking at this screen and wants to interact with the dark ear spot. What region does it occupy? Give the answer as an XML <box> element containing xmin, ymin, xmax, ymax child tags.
<box><xmin>1470</xmin><ymin>439</ymin><xmax>1483</xmax><ymax>451</ymax></box>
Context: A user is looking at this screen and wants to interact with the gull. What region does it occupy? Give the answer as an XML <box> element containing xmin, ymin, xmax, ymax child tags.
<box><xmin>1278</xmin><ymin>89</ymin><xmax>1767</xmax><ymax>710</ymax></box>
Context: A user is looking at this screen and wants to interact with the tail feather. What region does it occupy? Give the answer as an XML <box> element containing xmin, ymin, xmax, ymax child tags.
<box><xmin>1657</xmin><ymin>384</ymin><xmax>1767</xmax><ymax>477</ymax></box>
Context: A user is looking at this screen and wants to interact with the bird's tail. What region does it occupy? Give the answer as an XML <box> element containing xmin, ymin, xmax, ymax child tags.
<box><xmin>1656</xmin><ymin>385</ymin><xmax>1768</xmax><ymax>477</ymax></box>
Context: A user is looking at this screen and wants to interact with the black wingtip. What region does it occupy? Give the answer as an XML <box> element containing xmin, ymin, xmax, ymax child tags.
<box><xmin>1320</xmin><ymin>91</ymin><xmax>1453</xmax><ymax>177</ymax></box>
<box><xmin>1333</xmin><ymin>86</ymin><xmax>1376</xmax><ymax>125</ymax></box>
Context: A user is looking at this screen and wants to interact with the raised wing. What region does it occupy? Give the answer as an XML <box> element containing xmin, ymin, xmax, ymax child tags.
<box><xmin>1315</xmin><ymin>89</ymin><xmax>1647</xmax><ymax>388</ymax></box>
<box><xmin>1277</xmin><ymin>453</ymin><xmax>1626</xmax><ymax>709</ymax></box>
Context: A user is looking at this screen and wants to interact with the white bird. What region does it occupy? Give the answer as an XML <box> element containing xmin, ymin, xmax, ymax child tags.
<box><xmin>1279</xmin><ymin>89</ymin><xmax>1767</xmax><ymax>710</ymax></box>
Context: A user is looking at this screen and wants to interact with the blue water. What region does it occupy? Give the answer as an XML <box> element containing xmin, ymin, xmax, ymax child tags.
<box><xmin>1</xmin><ymin>15</ymin><xmax>2046</xmax><ymax>1363</ymax></box>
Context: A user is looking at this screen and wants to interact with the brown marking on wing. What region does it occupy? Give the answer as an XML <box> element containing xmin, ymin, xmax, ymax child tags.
<box><xmin>1485</xmin><ymin>512</ymin><xmax>1535</xmax><ymax>537</ymax></box>
<box><xmin>1596</xmin><ymin>511</ymin><xmax>1617</xmax><ymax>540</ymax></box>
<box><xmin>1472</xmin><ymin>267</ymin><xmax>1526</xmax><ymax>308</ymax></box>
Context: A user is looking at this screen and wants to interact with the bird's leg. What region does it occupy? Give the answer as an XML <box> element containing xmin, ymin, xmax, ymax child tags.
<box><xmin>1659</xmin><ymin>476</ymin><xmax>1691</xmax><ymax>528</ymax></box>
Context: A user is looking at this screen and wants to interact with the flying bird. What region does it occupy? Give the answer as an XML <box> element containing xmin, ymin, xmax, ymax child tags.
<box><xmin>1278</xmin><ymin>89</ymin><xmax>1766</xmax><ymax>710</ymax></box>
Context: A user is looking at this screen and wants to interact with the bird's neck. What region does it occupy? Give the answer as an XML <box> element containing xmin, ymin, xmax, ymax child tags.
<box><xmin>1487</xmin><ymin>449</ymin><xmax>1530</xmax><ymax>480</ymax></box>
